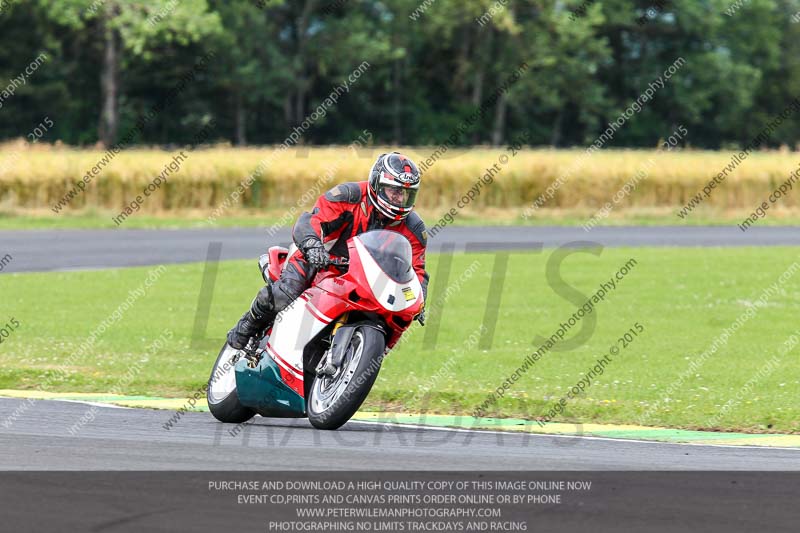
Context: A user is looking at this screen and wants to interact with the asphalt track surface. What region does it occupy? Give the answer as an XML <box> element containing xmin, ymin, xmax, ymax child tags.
<box><xmin>3</xmin><ymin>227</ymin><xmax>800</xmax><ymax>531</ymax></box>
<box><xmin>2</xmin><ymin>225</ymin><xmax>800</xmax><ymax>273</ymax></box>
<box><xmin>1</xmin><ymin>398</ymin><xmax>798</xmax><ymax>471</ymax></box>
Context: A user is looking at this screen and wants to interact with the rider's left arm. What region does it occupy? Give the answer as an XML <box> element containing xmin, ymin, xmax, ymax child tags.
<box><xmin>410</xmin><ymin>236</ymin><xmax>429</xmax><ymax>304</ymax></box>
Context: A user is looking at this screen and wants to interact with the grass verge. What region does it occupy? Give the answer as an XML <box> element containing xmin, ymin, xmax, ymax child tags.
<box><xmin>1</xmin><ymin>247</ymin><xmax>798</xmax><ymax>433</ymax></box>
<box><xmin>4</xmin><ymin>206</ymin><xmax>800</xmax><ymax>230</ymax></box>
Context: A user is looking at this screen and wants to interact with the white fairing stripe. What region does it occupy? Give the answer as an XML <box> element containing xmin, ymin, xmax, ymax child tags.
<box><xmin>269</xmin><ymin>296</ymin><xmax>330</xmax><ymax>373</ymax></box>
<box><xmin>354</xmin><ymin>237</ymin><xmax>422</xmax><ymax>312</ymax></box>
<box><xmin>266</xmin><ymin>343</ymin><xmax>303</xmax><ymax>379</ymax></box>
<box><xmin>299</xmin><ymin>293</ymin><xmax>335</xmax><ymax>323</ymax></box>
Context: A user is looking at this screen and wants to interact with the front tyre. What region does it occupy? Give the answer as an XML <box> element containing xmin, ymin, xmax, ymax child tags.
<box><xmin>308</xmin><ymin>327</ymin><xmax>386</xmax><ymax>430</ymax></box>
<box><xmin>207</xmin><ymin>343</ymin><xmax>255</xmax><ymax>424</ymax></box>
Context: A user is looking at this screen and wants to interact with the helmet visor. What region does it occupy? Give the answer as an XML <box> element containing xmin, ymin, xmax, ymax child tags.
<box><xmin>378</xmin><ymin>183</ymin><xmax>417</xmax><ymax>210</ymax></box>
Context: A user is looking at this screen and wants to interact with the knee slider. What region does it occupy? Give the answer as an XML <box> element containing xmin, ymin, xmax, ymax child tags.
<box><xmin>270</xmin><ymin>283</ymin><xmax>295</xmax><ymax>312</ymax></box>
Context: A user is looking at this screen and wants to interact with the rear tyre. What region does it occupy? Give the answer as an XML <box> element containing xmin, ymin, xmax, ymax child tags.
<box><xmin>307</xmin><ymin>327</ymin><xmax>386</xmax><ymax>430</ymax></box>
<box><xmin>207</xmin><ymin>343</ymin><xmax>255</xmax><ymax>424</ymax></box>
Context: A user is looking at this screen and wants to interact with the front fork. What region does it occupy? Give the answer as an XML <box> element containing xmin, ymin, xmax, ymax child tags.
<box><xmin>316</xmin><ymin>313</ymin><xmax>349</xmax><ymax>377</ymax></box>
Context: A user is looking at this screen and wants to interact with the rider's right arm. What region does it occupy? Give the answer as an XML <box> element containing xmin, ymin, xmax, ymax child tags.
<box><xmin>292</xmin><ymin>211</ymin><xmax>321</xmax><ymax>250</ymax></box>
<box><xmin>292</xmin><ymin>184</ymin><xmax>361</xmax><ymax>249</ymax></box>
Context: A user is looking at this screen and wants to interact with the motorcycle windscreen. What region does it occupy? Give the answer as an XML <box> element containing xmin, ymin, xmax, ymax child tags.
<box><xmin>356</xmin><ymin>230</ymin><xmax>415</xmax><ymax>283</ymax></box>
<box><xmin>354</xmin><ymin>230</ymin><xmax>421</xmax><ymax>312</ymax></box>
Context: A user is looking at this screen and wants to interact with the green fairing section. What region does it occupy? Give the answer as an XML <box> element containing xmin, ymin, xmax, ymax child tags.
<box><xmin>234</xmin><ymin>356</ymin><xmax>306</xmax><ymax>418</ymax></box>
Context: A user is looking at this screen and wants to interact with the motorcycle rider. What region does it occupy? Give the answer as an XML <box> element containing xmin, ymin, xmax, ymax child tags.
<box><xmin>227</xmin><ymin>152</ymin><xmax>429</xmax><ymax>350</ymax></box>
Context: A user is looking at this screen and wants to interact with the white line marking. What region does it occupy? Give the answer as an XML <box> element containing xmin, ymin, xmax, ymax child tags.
<box><xmin>4</xmin><ymin>398</ymin><xmax>134</xmax><ymax>410</ymax></box>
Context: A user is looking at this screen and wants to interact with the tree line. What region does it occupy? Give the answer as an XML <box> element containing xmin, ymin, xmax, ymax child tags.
<box><xmin>1</xmin><ymin>0</ymin><xmax>799</xmax><ymax>150</ymax></box>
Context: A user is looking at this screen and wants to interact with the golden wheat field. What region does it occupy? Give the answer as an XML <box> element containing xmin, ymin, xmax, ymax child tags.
<box><xmin>1</xmin><ymin>141</ymin><xmax>799</xmax><ymax>217</ymax></box>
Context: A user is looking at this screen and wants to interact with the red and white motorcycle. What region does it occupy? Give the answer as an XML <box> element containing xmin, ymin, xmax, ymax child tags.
<box><xmin>206</xmin><ymin>229</ymin><xmax>424</xmax><ymax>430</ymax></box>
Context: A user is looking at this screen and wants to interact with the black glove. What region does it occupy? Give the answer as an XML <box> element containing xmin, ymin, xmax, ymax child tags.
<box><xmin>417</xmin><ymin>280</ymin><xmax>428</xmax><ymax>325</ymax></box>
<box><xmin>301</xmin><ymin>238</ymin><xmax>330</xmax><ymax>269</ymax></box>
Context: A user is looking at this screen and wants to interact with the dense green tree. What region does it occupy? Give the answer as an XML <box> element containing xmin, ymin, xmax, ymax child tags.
<box><xmin>0</xmin><ymin>0</ymin><xmax>799</xmax><ymax>149</ymax></box>
<box><xmin>32</xmin><ymin>0</ymin><xmax>221</xmax><ymax>146</ymax></box>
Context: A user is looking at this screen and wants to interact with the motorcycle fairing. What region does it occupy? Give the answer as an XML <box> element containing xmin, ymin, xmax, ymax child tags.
<box><xmin>352</xmin><ymin>236</ymin><xmax>422</xmax><ymax>313</ymax></box>
<box><xmin>233</xmin><ymin>230</ymin><xmax>424</xmax><ymax>416</ymax></box>
<box><xmin>267</xmin><ymin>246</ymin><xmax>289</xmax><ymax>282</ymax></box>
<box><xmin>262</xmin><ymin>290</ymin><xmax>335</xmax><ymax>397</ymax></box>
<box><xmin>234</xmin><ymin>355</ymin><xmax>306</xmax><ymax>417</ymax></box>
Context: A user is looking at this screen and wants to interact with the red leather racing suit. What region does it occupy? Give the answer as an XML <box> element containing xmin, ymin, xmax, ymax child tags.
<box><xmin>269</xmin><ymin>181</ymin><xmax>430</xmax><ymax>312</ymax></box>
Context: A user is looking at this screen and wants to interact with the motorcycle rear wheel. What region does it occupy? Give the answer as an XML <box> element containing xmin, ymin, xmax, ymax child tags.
<box><xmin>207</xmin><ymin>343</ymin><xmax>255</xmax><ymax>424</ymax></box>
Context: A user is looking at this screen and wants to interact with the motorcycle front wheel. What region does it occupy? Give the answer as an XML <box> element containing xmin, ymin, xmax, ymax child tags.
<box><xmin>307</xmin><ymin>326</ymin><xmax>386</xmax><ymax>430</ymax></box>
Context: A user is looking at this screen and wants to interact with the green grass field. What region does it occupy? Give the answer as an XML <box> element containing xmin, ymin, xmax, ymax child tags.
<box><xmin>1</xmin><ymin>247</ymin><xmax>798</xmax><ymax>433</ymax></box>
<box><xmin>3</xmin><ymin>207</ymin><xmax>800</xmax><ymax>230</ymax></box>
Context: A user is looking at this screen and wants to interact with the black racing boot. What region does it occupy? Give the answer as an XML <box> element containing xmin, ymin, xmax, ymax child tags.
<box><xmin>227</xmin><ymin>311</ymin><xmax>268</xmax><ymax>350</ymax></box>
<box><xmin>227</xmin><ymin>285</ymin><xmax>277</xmax><ymax>349</ymax></box>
